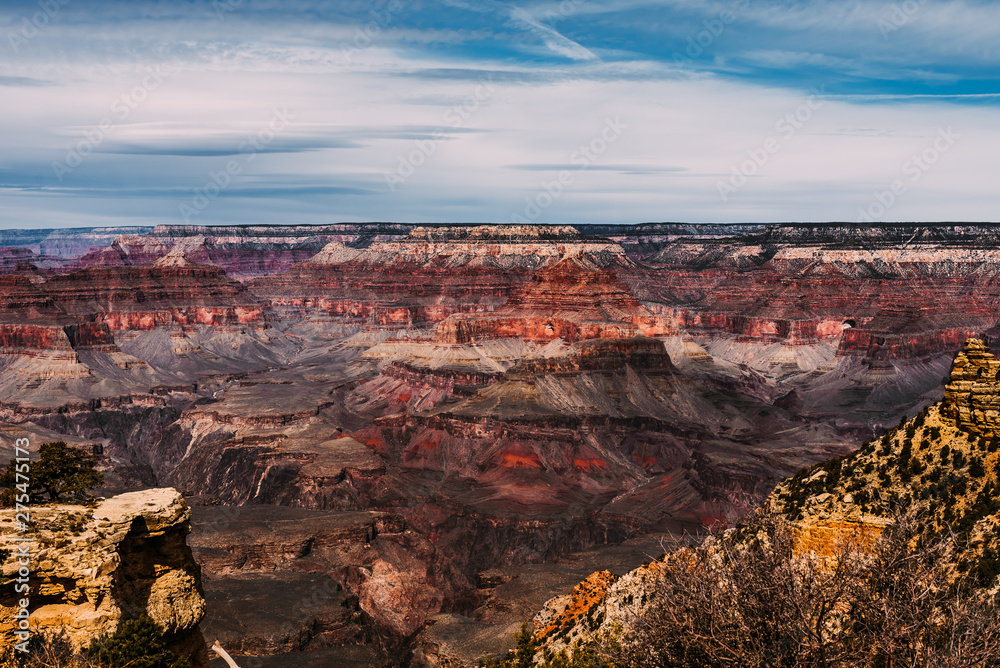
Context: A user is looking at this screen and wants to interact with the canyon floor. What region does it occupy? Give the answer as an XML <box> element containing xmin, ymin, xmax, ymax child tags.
<box><xmin>1</xmin><ymin>222</ymin><xmax>996</xmax><ymax>665</ymax></box>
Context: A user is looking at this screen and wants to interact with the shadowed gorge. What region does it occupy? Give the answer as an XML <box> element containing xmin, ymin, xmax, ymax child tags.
<box><xmin>2</xmin><ymin>223</ymin><xmax>1000</xmax><ymax>666</ymax></box>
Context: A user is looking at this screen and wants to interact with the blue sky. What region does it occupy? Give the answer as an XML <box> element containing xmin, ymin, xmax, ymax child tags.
<box><xmin>0</xmin><ymin>0</ymin><xmax>998</xmax><ymax>228</ymax></box>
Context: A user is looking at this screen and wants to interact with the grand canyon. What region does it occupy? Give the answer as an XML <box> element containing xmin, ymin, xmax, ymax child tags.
<box><xmin>2</xmin><ymin>222</ymin><xmax>1000</xmax><ymax>666</ymax></box>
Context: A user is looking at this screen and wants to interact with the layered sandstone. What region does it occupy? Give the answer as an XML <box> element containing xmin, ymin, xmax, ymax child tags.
<box><xmin>436</xmin><ymin>256</ymin><xmax>672</xmax><ymax>344</ymax></box>
<box><xmin>837</xmin><ymin>306</ymin><xmax>991</xmax><ymax>360</ymax></box>
<box><xmin>0</xmin><ymin>488</ymin><xmax>208</xmax><ymax>666</ymax></box>
<box><xmin>251</xmin><ymin>226</ymin><xmax>634</xmax><ymax>325</ymax></box>
<box><xmin>940</xmin><ymin>338</ymin><xmax>1000</xmax><ymax>437</ymax></box>
<box><xmin>65</xmin><ymin>224</ymin><xmax>408</xmax><ymax>280</ymax></box>
<box><xmin>637</xmin><ymin>226</ymin><xmax>1000</xmax><ymax>355</ymax></box>
<box><xmin>0</xmin><ymin>255</ymin><xmax>269</xmax><ymax>334</ymax></box>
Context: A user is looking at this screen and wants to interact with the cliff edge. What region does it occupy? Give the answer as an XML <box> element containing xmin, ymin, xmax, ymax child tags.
<box><xmin>0</xmin><ymin>488</ymin><xmax>208</xmax><ymax>667</ymax></box>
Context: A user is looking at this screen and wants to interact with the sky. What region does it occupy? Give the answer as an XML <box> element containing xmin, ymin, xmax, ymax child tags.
<box><xmin>0</xmin><ymin>0</ymin><xmax>998</xmax><ymax>228</ymax></box>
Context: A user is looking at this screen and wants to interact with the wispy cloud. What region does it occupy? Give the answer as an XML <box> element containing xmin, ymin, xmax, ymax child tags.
<box><xmin>507</xmin><ymin>6</ymin><xmax>598</xmax><ymax>61</ymax></box>
<box><xmin>0</xmin><ymin>75</ymin><xmax>53</xmax><ymax>87</ymax></box>
<box><xmin>0</xmin><ymin>0</ymin><xmax>996</xmax><ymax>228</ymax></box>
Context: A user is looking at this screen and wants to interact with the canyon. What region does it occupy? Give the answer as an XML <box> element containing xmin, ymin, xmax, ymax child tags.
<box><xmin>505</xmin><ymin>337</ymin><xmax>1000</xmax><ymax>665</ymax></box>
<box><xmin>1</xmin><ymin>222</ymin><xmax>999</xmax><ymax>665</ymax></box>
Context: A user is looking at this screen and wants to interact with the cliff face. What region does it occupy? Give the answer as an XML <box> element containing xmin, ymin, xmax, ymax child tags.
<box><xmin>770</xmin><ymin>337</ymin><xmax>1000</xmax><ymax>562</ymax></box>
<box><xmin>436</xmin><ymin>256</ymin><xmax>672</xmax><ymax>344</ymax></box>
<box><xmin>940</xmin><ymin>338</ymin><xmax>1000</xmax><ymax>436</ymax></box>
<box><xmin>635</xmin><ymin>227</ymin><xmax>1000</xmax><ymax>357</ymax></box>
<box><xmin>0</xmin><ymin>254</ymin><xmax>268</xmax><ymax>335</ymax></box>
<box><xmin>480</xmin><ymin>338</ymin><xmax>1000</xmax><ymax>668</ymax></box>
<box><xmin>65</xmin><ymin>225</ymin><xmax>406</xmax><ymax>281</ymax></box>
<box><xmin>250</xmin><ymin>227</ymin><xmax>635</xmax><ymax>326</ymax></box>
<box><xmin>0</xmin><ymin>488</ymin><xmax>208</xmax><ymax>667</ymax></box>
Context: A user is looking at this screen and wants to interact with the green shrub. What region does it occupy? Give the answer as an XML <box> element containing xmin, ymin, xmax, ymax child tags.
<box><xmin>87</xmin><ymin>617</ymin><xmax>189</xmax><ymax>668</ymax></box>
<box><xmin>969</xmin><ymin>457</ymin><xmax>985</xmax><ymax>478</ymax></box>
<box><xmin>0</xmin><ymin>442</ymin><xmax>103</xmax><ymax>506</ymax></box>
<box><xmin>953</xmin><ymin>450</ymin><xmax>966</xmax><ymax>470</ymax></box>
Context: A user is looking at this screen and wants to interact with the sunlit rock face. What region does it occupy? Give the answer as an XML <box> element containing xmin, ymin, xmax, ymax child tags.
<box><xmin>435</xmin><ymin>256</ymin><xmax>674</xmax><ymax>344</ymax></box>
<box><xmin>250</xmin><ymin>225</ymin><xmax>634</xmax><ymax>326</ymax></box>
<box><xmin>941</xmin><ymin>338</ymin><xmax>1000</xmax><ymax>437</ymax></box>
<box><xmin>0</xmin><ymin>488</ymin><xmax>209</xmax><ymax>667</ymax></box>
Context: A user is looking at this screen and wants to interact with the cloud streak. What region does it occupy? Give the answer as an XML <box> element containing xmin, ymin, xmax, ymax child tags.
<box><xmin>0</xmin><ymin>0</ymin><xmax>995</xmax><ymax>228</ymax></box>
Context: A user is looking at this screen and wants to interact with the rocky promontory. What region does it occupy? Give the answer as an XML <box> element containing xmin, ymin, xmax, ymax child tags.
<box><xmin>0</xmin><ymin>488</ymin><xmax>209</xmax><ymax>667</ymax></box>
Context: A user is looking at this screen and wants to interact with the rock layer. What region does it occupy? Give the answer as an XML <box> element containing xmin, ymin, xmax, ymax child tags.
<box><xmin>0</xmin><ymin>488</ymin><xmax>208</xmax><ymax>667</ymax></box>
<box><xmin>941</xmin><ymin>338</ymin><xmax>1000</xmax><ymax>437</ymax></box>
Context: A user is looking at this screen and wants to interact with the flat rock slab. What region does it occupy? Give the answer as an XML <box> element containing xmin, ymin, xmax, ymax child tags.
<box><xmin>192</xmin><ymin>381</ymin><xmax>336</xmax><ymax>420</ymax></box>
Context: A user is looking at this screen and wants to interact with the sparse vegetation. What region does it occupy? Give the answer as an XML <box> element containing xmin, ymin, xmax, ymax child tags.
<box><xmin>87</xmin><ymin>617</ymin><xmax>189</xmax><ymax>668</ymax></box>
<box><xmin>0</xmin><ymin>442</ymin><xmax>103</xmax><ymax>507</ymax></box>
<box><xmin>481</xmin><ymin>622</ymin><xmax>610</xmax><ymax>668</ymax></box>
<box><xmin>0</xmin><ymin>618</ymin><xmax>190</xmax><ymax>668</ymax></box>
<box><xmin>609</xmin><ymin>512</ymin><xmax>1000</xmax><ymax>668</ymax></box>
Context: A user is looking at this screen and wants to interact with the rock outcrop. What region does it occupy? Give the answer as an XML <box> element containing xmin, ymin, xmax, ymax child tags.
<box><xmin>771</xmin><ymin>336</ymin><xmax>1000</xmax><ymax>564</ymax></box>
<box><xmin>436</xmin><ymin>256</ymin><xmax>673</xmax><ymax>344</ymax></box>
<box><xmin>250</xmin><ymin>226</ymin><xmax>634</xmax><ymax>326</ymax></box>
<box><xmin>0</xmin><ymin>488</ymin><xmax>208</xmax><ymax>667</ymax></box>
<box><xmin>941</xmin><ymin>338</ymin><xmax>1000</xmax><ymax>437</ymax></box>
<box><xmin>62</xmin><ymin>224</ymin><xmax>414</xmax><ymax>280</ymax></box>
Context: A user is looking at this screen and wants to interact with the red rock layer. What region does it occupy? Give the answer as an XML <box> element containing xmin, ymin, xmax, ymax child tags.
<box><xmin>0</xmin><ymin>270</ymin><xmax>52</xmax><ymax>310</ymax></box>
<box><xmin>0</xmin><ymin>261</ymin><xmax>268</xmax><ymax>332</ymax></box>
<box><xmin>0</xmin><ymin>324</ymin><xmax>74</xmax><ymax>353</ymax></box>
<box><xmin>68</xmin><ymin>237</ymin><xmax>329</xmax><ymax>280</ymax></box>
<box><xmin>624</xmin><ymin>251</ymin><xmax>1000</xmax><ymax>356</ymax></box>
<box><xmin>837</xmin><ymin>306</ymin><xmax>992</xmax><ymax>360</ymax></box>
<box><xmin>436</xmin><ymin>257</ymin><xmax>674</xmax><ymax>344</ymax></box>
<box><xmin>62</xmin><ymin>323</ymin><xmax>119</xmax><ymax>351</ymax></box>
<box><xmin>506</xmin><ymin>337</ymin><xmax>675</xmax><ymax>377</ymax></box>
<box><xmin>255</xmin><ymin>264</ymin><xmax>522</xmax><ymax>325</ymax></box>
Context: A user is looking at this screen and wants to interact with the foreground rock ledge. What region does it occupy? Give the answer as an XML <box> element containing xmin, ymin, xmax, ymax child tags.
<box><xmin>0</xmin><ymin>488</ymin><xmax>209</xmax><ymax>667</ymax></box>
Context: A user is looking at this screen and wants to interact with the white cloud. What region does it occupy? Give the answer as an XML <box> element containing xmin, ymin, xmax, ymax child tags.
<box><xmin>508</xmin><ymin>6</ymin><xmax>598</xmax><ymax>61</ymax></box>
<box><xmin>0</xmin><ymin>1</ymin><xmax>996</xmax><ymax>227</ymax></box>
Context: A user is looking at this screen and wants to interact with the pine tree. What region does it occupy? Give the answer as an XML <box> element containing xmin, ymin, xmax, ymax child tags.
<box><xmin>0</xmin><ymin>441</ymin><xmax>103</xmax><ymax>505</ymax></box>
